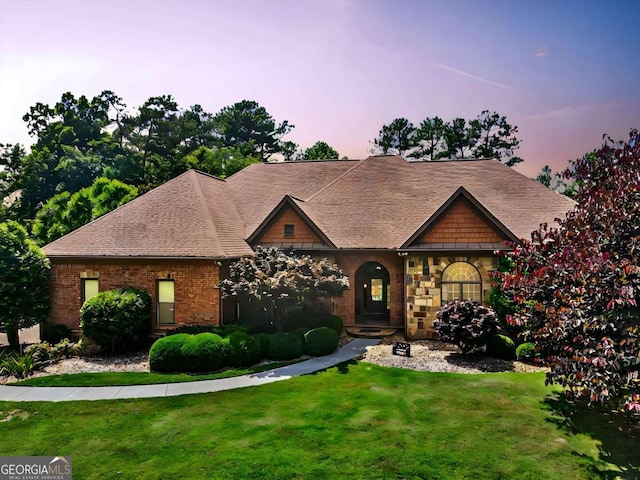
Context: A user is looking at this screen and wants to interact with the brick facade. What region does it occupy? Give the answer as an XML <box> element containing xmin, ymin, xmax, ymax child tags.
<box><xmin>49</xmin><ymin>259</ymin><xmax>222</xmax><ymax>333</ymax></box>
<box><xmin>333</xmin><ymin>251</ymin><xmax>405</xmax><ymax>328</ymax></box>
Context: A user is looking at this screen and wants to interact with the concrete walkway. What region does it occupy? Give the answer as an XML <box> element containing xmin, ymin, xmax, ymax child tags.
<box><xmin>0</xmin><ymin>338</ymin><xmax>380</xmax><ymax>403</ymax></box>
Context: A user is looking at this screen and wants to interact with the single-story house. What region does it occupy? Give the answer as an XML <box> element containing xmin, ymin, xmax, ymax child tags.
<box><xmin>42</xmin><ymin>155</ymin><xmax>574</xmax><ymax>339</ymax></box>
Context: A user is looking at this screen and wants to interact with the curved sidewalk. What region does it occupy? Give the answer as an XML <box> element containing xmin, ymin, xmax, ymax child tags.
<box><xmin>0</xmin><ymin>338</ymin><xmax>380</xmax><ymax>403</ymax></box>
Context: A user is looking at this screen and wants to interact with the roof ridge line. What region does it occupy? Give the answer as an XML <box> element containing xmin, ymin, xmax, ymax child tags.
<box><xmin>305</xmin><ymin>158</ymin><xmax>367</xmax><ymax>201</ymax></box>
<box><xmin>192</xmin><ymin>172</ymin><xmax>225</xmax><ymax>253</ymax></box>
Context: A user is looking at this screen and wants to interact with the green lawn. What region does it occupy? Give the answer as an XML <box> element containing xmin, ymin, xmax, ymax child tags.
<box><xmin>11</xmin><ymin>361</ymin><xmax>297</xmax><ymax>387</ymax></box>
<box><xmin>0</xmin><ymin>362</ymin><xmax>637</xmax><ymax>479</ymax></box>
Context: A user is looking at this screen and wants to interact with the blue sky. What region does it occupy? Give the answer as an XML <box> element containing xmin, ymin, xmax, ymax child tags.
<box><xmin>0</xmin><ymin>0</ymin><xmax>638</xmax><ymax>177</ymax></box>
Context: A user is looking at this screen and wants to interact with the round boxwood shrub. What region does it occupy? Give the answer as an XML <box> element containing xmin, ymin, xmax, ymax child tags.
<box><xmin>308</xmin><ymin>313</ymin><xmax>343</xmax><ymax>335</ymax></box>
<box><xmin>267</xmin><ymin>332</ymin><xmax>304</xmax><ymax>361</ymax></box>
<box><xmin>180</xmin><ymin>333</ymin><xmax>227</xmax><ymax>373</ymax></box>
<box><xmin>226</xmin><ymin>332</ymin><xmax>261</xmax><ymax>367</ymax></box>
<box><xmin>253</xmin><ymin>333</ymin><xmax>271</xmax><ymax>359</ymax></box>
<box><xmin>516</xmin><ymin>342</ymin><xmax>536</xmax><ymax>362</ymax></box>
<box><xmin>149</xmin><ymin>334</ymin><xmax>190</xmax><ymax>373</ymax></box>
<box><xmin>486</xmin><ymin>334</ymin><xmax>516</xmax><ymax>360</ymax></box>
<box><xmin>80</xmin><ymin>287</ymin><xmax>151</xmax><ymax>351</ymax></box>
<box><xmin>304</xmin><ymin>327</ymin><xmax>339</xmax><ymax>357</ymax></box>
<box><xmin>293</xmin><ymin>327</ymin><xmax>310</xmax><ymax>344</ymax></box>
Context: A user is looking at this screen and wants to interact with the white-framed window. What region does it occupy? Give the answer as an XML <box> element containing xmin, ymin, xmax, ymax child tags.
<box><xmin>81</xmin><ymin>278</ymin><xmax>99</xmax><ymax>304</ymax></box>
<box><xmin>157</xmin><ymin>280</ymin><xmax>175</xmax><ymax>325</ymax></box>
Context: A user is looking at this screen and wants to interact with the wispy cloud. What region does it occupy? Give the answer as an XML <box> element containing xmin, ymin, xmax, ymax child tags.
<box><xmin>434</xmin><ymin>63</ymin><xmax>515</xmax><ymax>90</ymax></box>
<box><xmin>525</xmin><ymin>103</ymin><xmax>620</xmax><ymax>121</ymax></box>
<box><xmin>535</xmin><ymin>50</ymin><xmax>549</xmax><ymax>57</ymax></box>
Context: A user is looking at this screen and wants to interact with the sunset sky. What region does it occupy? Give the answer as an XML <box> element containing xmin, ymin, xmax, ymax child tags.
<box><xmin>0</xmin><ymin>0</ymin><xmax>638</xmax><ymax>177</ymax></box>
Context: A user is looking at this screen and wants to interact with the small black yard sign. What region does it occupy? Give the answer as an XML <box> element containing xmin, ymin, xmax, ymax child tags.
<box><xmin>392</xmin><ymin>342</ymin><xmax>411</xmax><ymax>357</ymax></box>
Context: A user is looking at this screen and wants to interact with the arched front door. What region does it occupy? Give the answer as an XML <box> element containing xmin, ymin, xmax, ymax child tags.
<box><xmin>355</xmin><ymin>262</ymin><xmax>390</xmax><ymax>324</ymax></box>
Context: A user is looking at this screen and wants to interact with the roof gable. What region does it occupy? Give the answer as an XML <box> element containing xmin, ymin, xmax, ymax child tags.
<box><xmin>247</xmin><ymin>195</ymin><xmax>336</xmax><ymax>249</ymax></box>
<box><xmin>400</xmin><ymin>186</ymin><xmax>517</xmax><ymax>250</ymax></box>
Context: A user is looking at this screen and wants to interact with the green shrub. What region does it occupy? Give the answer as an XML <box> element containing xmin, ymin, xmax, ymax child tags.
<box><xmin>486</xmin><ymin>334</ymin><xmax>516</xmax><ymax>360</ymax></box>
<box><xmin>80</xmin><ymin>287</ymin><xmax>151</xmax><ymax>351</ymax></box>
<box><xmin>0</xmin><ymin>352</ymin><xmax>43</xmax><ymax>378</ymax></box>
<box><xmin>42</xmin><ymin>324</ymin><xmax>72</xmax><ymax>344</ymax></box>
<box><xmin>52</xmin><ymin>338</ymin><xmax>78</xmax><ymax>359</ymax></box>
<box><xmin>304</xmin><ymin>327</ymin><xmax>339</xmax><ymax>357</ymax></box>
<box><xmin>293</xmin><ymin>327</ymin><xmax>310</xmax><ymax>344</ymax></box>
<box><xmin>308</xmin><ymin>313</ymin><xmax>343</xmax><ymax>335</ymax></box>
<box><xmin>226</xmin><ymin>332</ymin><xmax>261</xmax><ymax>367</ymax></box>
<box><xmin>253</xmin><ymin>333</ymin><xmax>271</xmax><ymax>358</ymax></box>
<box><xmin>267</xmin><ymin>332</ymin><xmax>304</xmax><ymax>361</ymax></box>
<box><xmin>24</xmin><ymin>342</ymin><xmax>53</xmax><ymax>363</ymax></box>
<box><xmin>149</xmin><ymin>334</ymin><xmax>191</xmax><ymax>373</ymax></box>
<box><xmin>167</xmin><ymin>325</ymin><xmax>222</xmax><ymax>336</ymax></box>
<box><xmin>180</xmin><ymin>333</ymin><xmax>227</xmax><ymax>373</ymax></box>
<box><xmin>434</xmin><ymin>300</ymin><xmax>500</xmax><ymax>353</ymax></box>
<box><xmin>515</xmin><ymin>342</ymin><xmax>536</xmax><ymax>362</ymax></box>
<box><xmin>25</xmin><ymin>339</ymin><xmax>79</xmax><ymax>365</ymax></box>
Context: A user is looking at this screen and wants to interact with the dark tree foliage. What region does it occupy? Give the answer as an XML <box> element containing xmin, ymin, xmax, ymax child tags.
<box><xmin>372</xmin><ymin>111</ymin><xmax>522</xmax><ymax>165</ymax></box>
<box><xmin>0</xmin><ymin>221</ymin><xmax>51</xmax><ymax>350</ymax></box>
<box><xmin>372</xmin><ymin>118</ymin><xmax>418</xmax><ymax>156</ymax></box>
<box><xmin>535</xmin><ymin>164</ymin><xmax>576</xmax><ymax>198</ymax></box>
<box><xmin>498</xmin><ymin>129</ymin><xmax>640</xmax><ymax>412</ymax></box>
<box><xmin>212</xmin><ymin>100</ymin><xmax>294</xmax><ymax>162</ymax></box>
<box><xmin>1</xmin><ymin>92</ymin><xmax>294</xmax><ymax>226</ymax></box>
<box><xmin>219</xmin><ymin>246</ymin><xmax>349</xmax><ymax>331</ymax></box>
<box><xmin>299</xmin><ymin>141</ymin><xmax>340</xmax><ymax>160</ymax></box>
<box><xmin>32</xmin><ymin>177</ymin><xmax>138</xmax><ymax>245</ymax></box>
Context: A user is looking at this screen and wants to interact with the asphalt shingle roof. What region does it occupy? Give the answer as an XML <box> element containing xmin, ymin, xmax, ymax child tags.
<box><xmin>43</xmin><ymin>156</ymin><xmax>576</xmax><ymax>258</ymax></box>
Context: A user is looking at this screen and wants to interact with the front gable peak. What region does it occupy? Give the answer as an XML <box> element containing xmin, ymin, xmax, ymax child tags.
<box><xmin>400</xmin><ymin>186</ymin><xmax>517</xmax><ymax>250</ymax></box>
<box><xmin>247</xmin><ymin>195</ymin><xmax>336</xmax><ymax>249</ymax></box>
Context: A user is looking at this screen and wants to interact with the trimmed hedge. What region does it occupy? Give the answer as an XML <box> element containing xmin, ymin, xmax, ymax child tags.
<box><xmin>180</xmin><ymin>333</ymin><xmax>227</xmax><ymax>373</ymax></box>
<box><xmin>304</xmin><ymin>327</ymin><xmax>339</xmax><ymax>357</ymax></box>
<box><xmin>80</xmin><ymin>287</ymin><xmax>151</xmax><ymax>351</ymax></box>
<box><xmin>267</xmin><ymin>332</ymin><xmax>304</xmax><ymax>361</ymax></box>
<box><xmin>486</xmin><ymin>334</ymin><xmax>516</xmax><ymax>360</ymax></box>
<box><xmin>226</xmin><ymin>332</ymin><xmax>261</xmax><ymax>367</ymax></box>
<box><xmin>167</xmin><ymin>324</ymin><xmax>248</xmax><ymax>337</ymax></box>
<box><xmin>253</xmin><ymin>333</ymin><xmax>271</xmax><ymax>358</ymax></box>
<box><xmin>149</xmin><ymin>334</ymin><xmax>190</xmax><ymax>373</ymax></box>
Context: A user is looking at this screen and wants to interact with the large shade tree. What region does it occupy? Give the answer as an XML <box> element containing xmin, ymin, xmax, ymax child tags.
<box><xmin>0</xmin><ymin>221</ymin><xmax>51</xmax><ymax>350</ymax></box>
<box><xmin>219</xmin><ymin>246</ymin><xmax>349</xmax><ymax>330</ymax></box>
<box><xmin>498</xmin><ymin>129</ymin><xmax>640</xmax><ymax>412</ymax></box>
<box><xmin>212</xmin><ymin>100</ymin><xmax>294</xmax><ymax>162</ymax></box>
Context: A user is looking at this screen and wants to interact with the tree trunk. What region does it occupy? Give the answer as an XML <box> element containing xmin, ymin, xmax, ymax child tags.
<box><xmin>6</xmin><ymin>327</ymin><xmax>20</xmax><ymax>352</ymax></box>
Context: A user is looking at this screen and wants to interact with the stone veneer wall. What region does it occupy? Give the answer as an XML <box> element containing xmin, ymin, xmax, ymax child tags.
<box><xmin>49</xmin><ymin>259</ymin><xmax>222</xmax><ymax>334</ymax></box>
<box><xmin>405</xmin><ymin>255</ymin><xmax>497</xmax><ymax>340</ymax></box>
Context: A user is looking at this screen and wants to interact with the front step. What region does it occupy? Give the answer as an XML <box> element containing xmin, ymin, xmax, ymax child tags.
<box><xmin>345</xmin><ymin>327</ymin><xmax>401</xmax><ymax>339</ymax></box>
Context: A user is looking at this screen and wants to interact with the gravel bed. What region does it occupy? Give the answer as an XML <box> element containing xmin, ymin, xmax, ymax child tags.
<box><xmin>1</xmin><ymin>336</ymin><xmax>544</xmax><ymax>384</ymax></box>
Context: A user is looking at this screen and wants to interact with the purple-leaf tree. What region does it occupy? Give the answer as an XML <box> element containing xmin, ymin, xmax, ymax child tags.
<box><xmin>498</xmin><ymin>129</ymin><xmax>640</xmax><ymax>412</ymax></box>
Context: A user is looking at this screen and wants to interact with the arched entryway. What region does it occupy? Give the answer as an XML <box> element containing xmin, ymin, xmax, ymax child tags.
<box><xmin>355</xmin><ymin>261</ymin><xmax>390</xmax><ymax>325</ymax></box>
